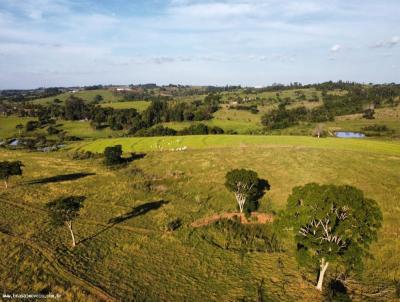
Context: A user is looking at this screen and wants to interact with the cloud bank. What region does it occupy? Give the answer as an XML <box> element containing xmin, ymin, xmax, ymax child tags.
<box><xmin>0</xmin><ymin>0</ymin><xmax>399</xmax><ymax>88</ymax></box>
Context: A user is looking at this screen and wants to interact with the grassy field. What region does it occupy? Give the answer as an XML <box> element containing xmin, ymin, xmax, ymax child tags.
<box><xmin>100</xmin><ymin>100</ymin><xmax>150</xmax><ymax>112</ymax></box>
<box><xmin>0</xmin><ymin>136</ymin><xmax>399</xmax><ymax>301</ymax></box>
<box><xmin>0</xmin><ymin>116</ymin><xmax>36</xmax><ymax>138</ymax></box>
<box><xmin>58</xmin><ymin>120</ymin><xmax>124</xmax><ymax>139</ymax></box>
<box><xmin>75</xmin><ymin>135</ymin><xmax>400</xmax><ymax>156</ymax></box>
<box><xmin>326</xmin><ymin>105</ymin><xmax>400</xmax><ymax>138</ymax></box>
<box><xmin>31</xmin><ymin>89</ymin><xmax>123</xmax><ymax>105</ymax></box>
<box><xmin>0</xmin><ymin>117</ymin><xmax>124</xmax><ymax>140</ymax></box>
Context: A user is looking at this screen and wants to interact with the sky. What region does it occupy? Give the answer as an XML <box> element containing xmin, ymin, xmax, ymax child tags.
<box><xmin>0</xmin><ymin>0</ymin><xmax>399</xmax><ymax>89</ymax></box>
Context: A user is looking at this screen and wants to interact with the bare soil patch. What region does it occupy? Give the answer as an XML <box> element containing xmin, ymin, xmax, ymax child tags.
<box><xmin>191</xmin><ymin>212</ymin><xmax>274</xmax><ymax>228</ymax></box>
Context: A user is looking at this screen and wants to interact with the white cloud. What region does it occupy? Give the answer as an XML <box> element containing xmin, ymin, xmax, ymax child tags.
<box><xmin>1</xmin><ymin>0</ymin><xmax>400</xmax><ymax>87</ymax></box>
<box><xmin>389</xmin><ymin>36</ymin><xmax>399</xmax><ymax>46</ymax></box>
<box><xmin>371</xmin><ymin>36</ymin><xmax>400</xmax><ymax>48</ymax></box>
<box><xmin>330</xmin><ymin>44</ymin><xmax>341</xmax><ymax>52</ymax></box>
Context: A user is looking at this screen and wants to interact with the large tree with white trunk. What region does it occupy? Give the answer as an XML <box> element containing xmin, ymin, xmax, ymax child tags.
<box><xmin>225</xmin><ymin>169</ymin><xmax>269</xmax><ymax>214</ymax></box>
<box><xmin>0</xmin><ymin>161</ymin><xmax>23</xmax><ymax>189</ymax></box>
<box><xmin>283</xmin><ymin>183</ymin><xmax>382</xmax><ymax>291</ymax></box>
<box><xmin>47</xmin><ymin>196</ymin><xmax>85</xmax><ymax>248</ymax></box>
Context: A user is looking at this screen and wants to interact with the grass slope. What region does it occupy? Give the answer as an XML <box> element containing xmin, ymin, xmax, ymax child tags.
<box><xmin>0</xmin><ymin>141</ymin><xmax>399</xmax><ymax>301</ymax></box>
<box><xmin>76</xmin><ymin>135</ymin><xmax>400</xmax><ymax>156</ymax></box>
<box><xmin>100</xmin><ymin>100</ymin><xmax>150</xmax><ymax>112</ymax></box>
<box><xmin>0</xmin><ymin>116</ymin><xmax>35</xmax><ymax>138</ymax></box>
<box><xmin>0</xmin><ymin>117</ymin><xmax>124</xmax><ymax>140</ymax></box>
<box><xmin>31</xmin><ymin>89</ymin><xmax>122</xmax><ymax>105</ymax></box>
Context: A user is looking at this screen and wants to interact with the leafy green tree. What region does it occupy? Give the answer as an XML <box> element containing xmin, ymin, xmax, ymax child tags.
<box><xmin>282</xmin><ymin>183</ymin><xmax>382</xmax><ymax>291</ymax></box>
<box><xmin>25</xmin><ymin>120</ymin><xmax>39</xmax><ymax>131</ymax></box>
<box><xmin>104</xmin><ymin>145</ymin><xmax>123</xmax><ymax>166</ymax></box>
<box><xmin>0</xmin><ymin>161</ymin><xmax>23</xmax><ymax>189</ymax></box>
<box><xmin>93</xmin><ymin>94</ymin><xmax>104</xmax><ymax>104</ymax></box>
<box><xmin>225</xmin><ymin>169</ymin><xmax>265</xmax><ymax>213</ymax></box>
<box><xmin>46</xmin><ymin>196</ymin><xmax>85</xmax><ymax>247</ymax></box>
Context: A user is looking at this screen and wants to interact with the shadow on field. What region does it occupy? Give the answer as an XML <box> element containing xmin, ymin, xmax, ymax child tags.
<box><xmin>123</xmin><ymin>153</ymin><xmax>146</xmax><ymax>163</ymax></box>
<box><xmin>79</xmin><ymin>200</ymin><xmax>168</xmax><ymax>244</ymax></box>
<box><xmin>108</xmin><ymin>200</ymin><xmax>168</xmax><ymax>224</ymax></box>
<box><xmin>27</xmin><ymin>173</ymin><xmax>95</xmax><ymax>185</ymax></box>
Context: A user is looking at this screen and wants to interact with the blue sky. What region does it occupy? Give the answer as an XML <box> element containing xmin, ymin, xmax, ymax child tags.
<box><xmin>0</xmin><ymin>0</ymin><xmax>399</xmax><ymax>88</ymax></box>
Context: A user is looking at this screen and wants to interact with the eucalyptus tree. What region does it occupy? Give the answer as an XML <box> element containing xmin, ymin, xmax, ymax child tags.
<box><xmin>0</xmin><ymin>161</ymin><xmax>23</xmax><ymax>189</ymax></box>
<box><xmin>225</xmin><ymin>169</ymin><xmax>268</xmax><ymax>213</ymax></box>
<box><xmin>46</xmin><ymin>196</ymin><xmax>85</xmax><ymax>247</ymax></box>
<box><xmin>283</xmin><ymin>183</ymin><xmax>382</xmax><ymax>291</ymax></box>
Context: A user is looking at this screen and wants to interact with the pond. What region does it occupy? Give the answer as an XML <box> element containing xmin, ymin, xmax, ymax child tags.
<box><xmin>335</xmin><ymin>131</ymin><xmax>365</xmax><ymax>138</ymax></box>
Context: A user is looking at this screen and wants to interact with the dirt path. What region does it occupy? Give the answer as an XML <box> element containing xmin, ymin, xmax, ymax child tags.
<box><xmin>191</xmin><ymin>212</ymin><xmax>274</xmax><ymax>228</ymax></box>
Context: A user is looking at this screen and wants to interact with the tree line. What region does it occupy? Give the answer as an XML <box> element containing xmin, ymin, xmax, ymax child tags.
<box><xmin>4</xmin><ymin>93</ymin><xmax>221</xmax><ymax>135</ymax></box>
<box><xmin>261</xmin><ymin>84</ymin><xmax>400</xmax><ymax>129</ymax></box>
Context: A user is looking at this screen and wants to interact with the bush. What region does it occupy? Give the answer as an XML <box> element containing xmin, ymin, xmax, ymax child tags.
<box><xmin>179</xmin><ymin>123</ymin><xmax>224</xmax><ymax>135</ymax></box>
<box><xmin>209</xmin><ymin>126</ymin><xmax>224</xmax><ymax>134</ymax></box>
<box><xmin>207</xmin><ymin>218</ymin><xmax>281</xmax><ymax>252</ymax></box>
<box><xmin>104</xmin><ymin>145</ymin><xmax>123</xmax><ymax>166</ymax></box>
<box><xmin>180</xmin><ymin>123</ymin><xmax>209</xmax><ymax>135</ymax></box>
<box><xmin>134</xmin><ymin>125</ymin><xmax>177</xmax><ymax>137</ymax></box>
<box><xmin>166</xmin><ymin>218</ymin><xmax>182</xmax><ymax>231</ymax></box>
<box><xmin>362</xmin><ymin>124</ymin><xmax>389</xmax><ymax>132</ymax></box>
<box><xmin>25</xmin><ymin>121</ymin><xmax>39</xmax><ymax>131</ymax></box>
<box><xmin>47</xmin><ymin>126</ymin><xmax>60</xmax><ymax>135</ymax></box>
<box><xmin>362</xmin><ymin>108</ymin><xmax>375</xmax><ymax>119</ymax></box>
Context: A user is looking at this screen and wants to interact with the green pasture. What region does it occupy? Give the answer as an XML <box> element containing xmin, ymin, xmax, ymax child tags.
<box><xmin>0</xmin><ymin>116</ymin><xmax>36</xmax><ymax>138</ymax></box>
<box><xmin>0</xmin><ymin>116</ymin><xmax>124</xmax><ymax>140</ymax></box>
<box><xmin>31</xmin><ymin>89</ymin><xmax>123</xmax><ymax>105</ymax></box>
<box><xmin>76</xmin><ymin>135</ymin><xmax>400</xmax><ymax>156</ymax></box>
<box><xmin>100</xmin><ymin>100</ymin><xmax>150</xmax><ymax>112</ymax></box>
<box><xmin>0</xmin><ymin>137</ymin><xmax>399</xmax><ymax>300</ymax></box>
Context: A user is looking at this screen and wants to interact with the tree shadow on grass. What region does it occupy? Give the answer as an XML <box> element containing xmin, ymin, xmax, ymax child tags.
<box><xmin>108</xmin><ymin>200</ymin><xmax>168</xmax><ymax>224</ymax></box>
<box><xmin>26</xmin><ymin>173</ymin><xmax>95</xmax><ymax>185</ymax></box>
<box><xmin>78</xmin><ymin>200</ymin><xmax>168</xmax><ymax>244</ymax></box>
<box><xmin>125</xmin><ymin>152</ymin><xmax>146</xmax><ymax>162</ymax></box>
<box><xmin>245</xmin><ymin>178</ymin><xmax>271</xmax><ymax>213</ymax></box>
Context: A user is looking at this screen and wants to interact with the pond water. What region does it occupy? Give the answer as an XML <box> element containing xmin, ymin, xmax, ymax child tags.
<box><xmin>335</xmin><ymin>131</ymin><xmax>365</xmax><ymax>138</ymax></box>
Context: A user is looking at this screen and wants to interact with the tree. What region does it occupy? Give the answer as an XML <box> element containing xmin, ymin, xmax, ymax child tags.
<box><xmin>282</xmin><ymin>183</ymin><xmax>382</xmax><ymax>291</ymax></box>
<box><xmin>46</xmin><ymin>196</ymin><xmax>85</xmax><ymax>247</ymax></box>
<box><xmin>0</xmin><ymin>161</ymin><xmax>23</xmax><ymax>189</ymax></box>
<box><xmin>104</xmin><ymin>145</ymin><xmax>123</xmax><ymax>166</ymax></box>
<box><xmin>313</xmin><ymin>123</ymin><xmax>324</xmax><ymax>138</ymax></box>
<box><xmin>25</xmin><ymin>120</ymin><xmax>39</xmax><ymax>131</ymax></box>
<box><xmin>93</xmin><ymin>94</ymin><xmax>103</xmax><ymax>104</ymax></box>
<box><xmin>225</xmin><ymin>169</ymin><xmax>267</xmax><ymax>213</ymax></box>
<box><xmin>363</xmin><ymin>108</ymin><xmax>375</xmax><ymax>119</ymax></box>
<box><xmin>47</xmin><ymin>126</ymin><xmax>60</xmax><ymax>135</ymax></box>
<box><xmin>15</xmin><ymin>124</ymin><xmax>24</xmax><ymax>135</ymax></box>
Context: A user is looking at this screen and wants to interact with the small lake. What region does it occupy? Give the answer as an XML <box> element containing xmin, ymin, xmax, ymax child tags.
<box><xmin>335</xmin><ymin>131</ymin><xmax>365</xmax><ymax>138</ymax></box>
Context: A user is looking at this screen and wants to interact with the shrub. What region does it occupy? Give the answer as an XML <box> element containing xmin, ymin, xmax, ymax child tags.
<box><xmin>104</xmin><ymin>145</ymin><xmax>123</xmax><ymax>166</ymax></box>
<box><xmin>47</xmin><ymin>126</ymin><xmax>60</xmax><ymax>135</ymax></box>
<box><xmin>166</xmin><ymin>218</ymin><xmax>182</xmax><ymax>231</ymax></box>
<box><xmin>362</xmin><ymin>124</ymin><xmax>389</xmax><ymax>132</ymax></box>
<box><xmin>25</xmin><ymin>121</ymin><xmax>39</xmax><ymax>131</ymax></box>
<box><xmin>207</xmin><ymin>218</ymin><xmax>281</xmax><ymax>252</ymax></box>
<box><xmin>134</xmin><ymin>125</ymin><xmax>177</xmax><ymax>137</ymax></box>
<box><xmin>362</xmin><ymin>108</ymin><xmax>375</xmax><ymax>119</ymax></box>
